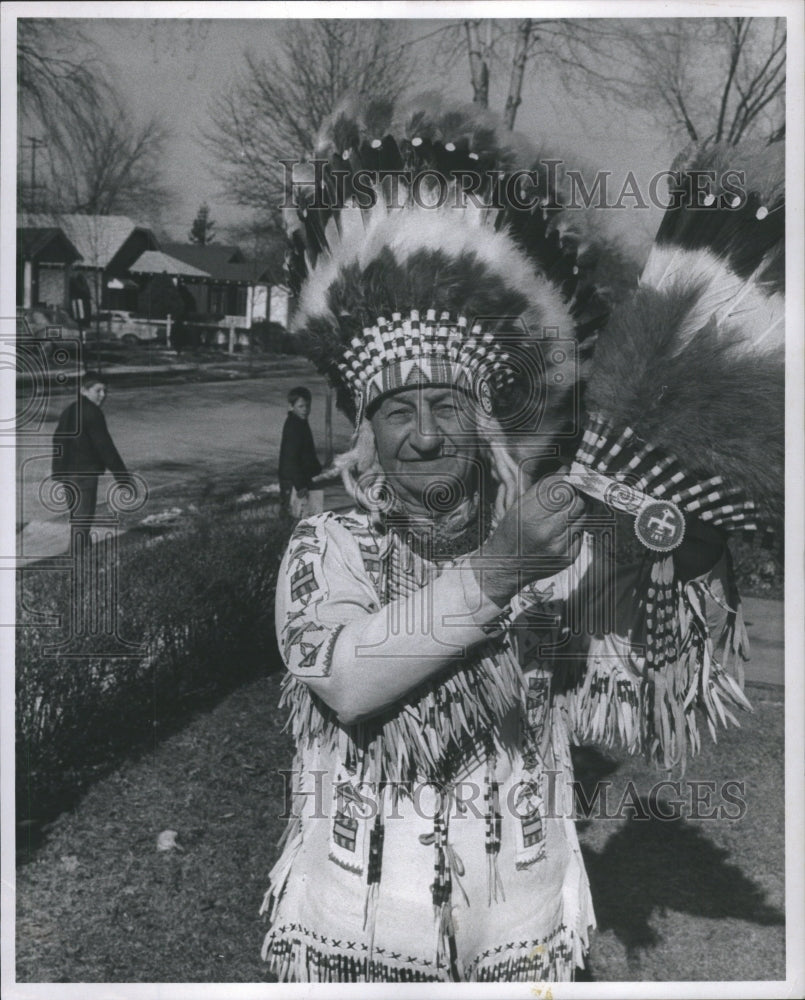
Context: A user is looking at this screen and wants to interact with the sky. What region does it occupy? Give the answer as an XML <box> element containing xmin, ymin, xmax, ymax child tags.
<box><xmin>34</xmin><ymin>14</ymin><xmax>682</xmax><ymax>250</ymax></box>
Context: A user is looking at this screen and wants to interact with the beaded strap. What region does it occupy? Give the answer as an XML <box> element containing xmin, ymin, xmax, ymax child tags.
<box><xmin>338</xmin><ymin>310</ymin><xmax>514</xmax><ymax>421</ymax></box>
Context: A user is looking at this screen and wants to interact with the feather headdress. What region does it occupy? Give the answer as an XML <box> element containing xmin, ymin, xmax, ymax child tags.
<box><xmin>284</xmin><ymin>92</ymin><xmax>628</xmax><ymax>429</ymax></box>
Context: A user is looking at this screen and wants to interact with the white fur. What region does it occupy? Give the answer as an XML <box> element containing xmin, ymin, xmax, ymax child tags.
<box><xmin>640</xmin><ymin>245</ymin><xmax>784</xmax><ymax>356</ymax></box>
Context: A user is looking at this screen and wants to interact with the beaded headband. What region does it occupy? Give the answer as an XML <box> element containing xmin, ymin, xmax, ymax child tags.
<box><xmin>339</xmin><ymin>309</ymin><xmax>514</xmax><ymax>424</ymax></box>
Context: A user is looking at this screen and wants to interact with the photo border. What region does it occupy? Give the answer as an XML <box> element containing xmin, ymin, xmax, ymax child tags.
<box><xmin>2</xmin><ymin>2</ymin><xmax>802</xmax><ymax>998</ymax></box>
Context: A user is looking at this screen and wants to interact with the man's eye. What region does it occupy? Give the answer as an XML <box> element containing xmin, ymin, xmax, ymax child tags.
<box><xmin>435</xmin><ymin>406</ymin><xmax>458</xmax><ymax>419</ymax></box>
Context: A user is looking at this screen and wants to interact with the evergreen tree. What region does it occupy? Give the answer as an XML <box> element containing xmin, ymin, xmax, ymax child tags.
<box><xmin>189</xmin><ymin>202</ymin><xmax>216</xmax><ymax>245</ymax></box>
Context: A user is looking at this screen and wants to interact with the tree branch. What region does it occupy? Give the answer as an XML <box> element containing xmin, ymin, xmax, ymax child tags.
<box><xmin>504</xmin><ymin>19</ymin><xmax>533</xmax><ymax>129</ymax></box>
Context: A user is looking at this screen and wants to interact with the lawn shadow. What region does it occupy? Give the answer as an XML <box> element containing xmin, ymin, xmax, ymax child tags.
<box><xmin>572</xmin><ymin>748</ymin><xmax>784</xmax><ymax>957</ymax></box>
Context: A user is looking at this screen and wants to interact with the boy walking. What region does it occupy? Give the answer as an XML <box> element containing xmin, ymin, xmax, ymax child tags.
<box><xmin>278</xmin><ymin>386</ymin><xmax>322</xmax><ymax>516</ymax></box>
<box><xmin>52</xmin><ymin>371</ymin><xmax>129</xmax><ymax>548</ymax></box>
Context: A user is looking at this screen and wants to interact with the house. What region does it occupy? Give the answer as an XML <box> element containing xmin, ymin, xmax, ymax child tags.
<box><xmin>128</xmin><ymin>242</ymin><xmax>289</xmax><ymax>329</ymax></box>
<box><xmin>16</xmin><ymin>226</ymin><xmax>82</xmax><ymax>309</ymax></box>
<box><xmin>160</xmin><ymin>243</ymin><xmax>254</xmax><ymax>319</ymax></box>
<box><xmin>19</xmin><ymin>213</ymin><xmax>159</xmax><ymax>313</ymax></box>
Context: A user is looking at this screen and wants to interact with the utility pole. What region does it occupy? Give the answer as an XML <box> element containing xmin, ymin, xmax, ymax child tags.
<box><xmin>325</xmin><ymin>387</ymin><xmax>333</xmax><ymax>466</ymax></box>
<box><xmin>26</xmin><ymin>136</ymin><xmax>46</xmax><ymax>213</ymax></box>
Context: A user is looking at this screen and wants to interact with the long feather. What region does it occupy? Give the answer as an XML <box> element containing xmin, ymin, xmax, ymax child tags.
<box><xmin>640</xmin><ymin>140</ymin><xmax>784</xmax><ymax>360</ymax></box>
<box><xmin>295</xmin><ymin>92</ymin><xmax>633</xmax><ymax>346</ymax></box>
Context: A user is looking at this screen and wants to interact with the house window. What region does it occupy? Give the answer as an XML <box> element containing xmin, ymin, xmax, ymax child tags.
<box><xmin>235</xmin><ymin>286</ymin><xmax>248</xmax><ymax>317</ymax></box>
<box><xmin>208</xmin><ymin>285</ymin><xmax>226</xmax><ymax>316</ymax></box>
<box><xmin>38</xmin><ymin>264</ymin><xmax>66</xmax><ymax>308</ymax></box>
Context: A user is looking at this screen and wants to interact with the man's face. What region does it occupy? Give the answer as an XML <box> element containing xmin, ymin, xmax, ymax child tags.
<box><xmin>83</xmin><ymin>382</ymin><xmax>107</xmax><ymax>406</ymax></box>
<box><xmin>370</xmin><ymin>386</ymin><xmax>479</xmax><ymax>513</ymax></box>
<box><xmin>291</xmin><ymin>397</ymin><xmax>310</xmax><ymax>419</ymax></box>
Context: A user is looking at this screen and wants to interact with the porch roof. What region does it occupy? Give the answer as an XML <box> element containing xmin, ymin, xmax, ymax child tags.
<box><xmin>128</xmin><ymin>251</ymin><xmax>209</xmax><ymax>278</ymax></box>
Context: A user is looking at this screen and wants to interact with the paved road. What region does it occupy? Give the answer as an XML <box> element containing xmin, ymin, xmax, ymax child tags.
<box><xmin>16</xmin><ymin>369</ymin><xmax>354</xmax><ymax>558</ymax></box>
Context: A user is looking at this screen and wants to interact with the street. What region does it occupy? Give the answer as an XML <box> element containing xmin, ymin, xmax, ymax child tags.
<box><xmin>16</xmin><ymin>369</ymin><xmax>355</xmax><ymax>559</ymax></box>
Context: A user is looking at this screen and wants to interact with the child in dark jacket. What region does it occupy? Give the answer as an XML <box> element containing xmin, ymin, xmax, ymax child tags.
<box><xmin>278</xmin><ymin>386</ymin><xmax>322</xmax><ymax>515</ymax></box>
<box><xmin>52</xmin><ymin>371</ymin><xmax>129</xmax><ymax>547</ymax></box>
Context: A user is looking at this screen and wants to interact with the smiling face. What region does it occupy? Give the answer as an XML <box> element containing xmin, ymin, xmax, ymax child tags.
<box><xmin>370</xmin><ymin>386</ymin><xmax>479</xmax><ymax>515</ymax></box>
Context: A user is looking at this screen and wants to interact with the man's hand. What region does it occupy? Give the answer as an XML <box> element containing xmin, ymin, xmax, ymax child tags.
<box><xmin>470</xmin><ymin>472</ymin><xmax>586</xmax><ymax>607</ymax></box>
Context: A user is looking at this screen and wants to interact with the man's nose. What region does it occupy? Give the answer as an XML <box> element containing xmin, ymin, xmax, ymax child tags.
<box><xmin>409</xmin><ymin>409</ymin><xmax>444</xmax><ymax>454</ymax></box>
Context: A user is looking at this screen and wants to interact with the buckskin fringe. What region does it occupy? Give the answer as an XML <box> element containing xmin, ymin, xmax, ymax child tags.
<box><xmin>262</xmin><ymin>915</ymin><xmax>591</xmax><ymax>983</ymax></box>
<box><xmin>279</xmin><ymin>638</ymin><xmax>526</xmax><ymax>788</ymax></box>
<box><xmin>561</xmin><ymin>577</ymin><xmax>751</xmax><ymax>772</ymax></box>
<box><xmin>260</xmin><ymin>811</ymin><xmax>303</xmax><ymax>924</ymax></box>
<box><xmin>465</xmin><ymin>900</ymin><xmax>593</xmax><ymax>983</ymax></box>
<box><xmin>261</xmin><ymin>923</ymin><xmax>445</xmax><ymax>983</ymax></box>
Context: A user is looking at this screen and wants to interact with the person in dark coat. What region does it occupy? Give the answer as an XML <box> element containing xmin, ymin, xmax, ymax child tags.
<box><xmin>278</xmin><ymin>386</ymin><xmax>322</xmax><ymax>514</ymax></box>
<box><xmin>52</xmin><ymin>371</ymin><xmax>129</xmax><ymax>546</ymax></box>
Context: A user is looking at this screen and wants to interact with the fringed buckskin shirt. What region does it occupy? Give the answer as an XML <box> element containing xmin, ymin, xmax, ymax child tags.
<box><xmin>261</xmin><ymin>510</ymin><xmax>746</xmax><ymax>983</ymax></box>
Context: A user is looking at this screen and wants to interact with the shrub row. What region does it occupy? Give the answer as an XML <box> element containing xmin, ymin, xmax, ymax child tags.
<box><xmin>16</xmin><ymin>507</ymin><xmax>291</xmax><ymax>829</ymax></box>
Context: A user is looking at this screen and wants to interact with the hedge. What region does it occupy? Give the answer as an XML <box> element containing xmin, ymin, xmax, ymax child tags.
<box><xmin>16</xmin><ymin>506</ymin><xmax>291</xmax><ymax>830</ymax></box>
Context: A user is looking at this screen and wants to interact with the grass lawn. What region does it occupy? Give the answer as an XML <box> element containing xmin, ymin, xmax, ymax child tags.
<box><xmin>15</xmin><ymin>670</ymin><xmax>784</xmax><ymax>984</ymax></box>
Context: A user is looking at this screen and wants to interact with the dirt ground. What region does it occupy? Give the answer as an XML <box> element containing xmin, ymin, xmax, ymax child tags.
<box><xmin>15</xmin><ymin>672</ymin><xmax>785</xmax><ymax>985</ymax></box>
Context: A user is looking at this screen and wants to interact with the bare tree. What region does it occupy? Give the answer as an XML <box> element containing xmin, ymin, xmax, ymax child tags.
<box><xmin>18</xmin><ymin>19</ymin><xmax>171</xmax><ymax>218</ymax></box>
<box><xmin>204</xmin><ymin>20</ymin><xmax>417</xmax><ymax>218</ymax></box>
<box><xmin>17</xmin><ymin>20</ymin><xmax>101</xmax><ymax>140</ymax></box>
<box><xmin>503</xmin><ymin>19</ymin><xmax>534</xmax><ymax>129</ymax></box>
<box><xmin>39</xmin><ymin>92</ymin><xmax>170</xmax><ymax>218</ymax></box>
<box><xmin>437</xmin><ymin>16</ymin><xmax>784</xmax><ymax>143</ymax></box>
<box><xmin>438</xmin><ymin>18</ymin><xmax>591</xmax><ymax>129</ymax></box>
<box><xmin>561</xmin><ymin>17</ymin><xmax>785</xmax><ymax>146</ymax></box>
<box><xmin>460</xmin><ymin>18</ymin><xmax>548</xmax><ymax>125</ymax></box>
<box><xmin>464</xmin><ymin>20</ymin><xmax>491</xmax><ymax>107</ymax></box>
<box><xmin>17</xmin><ymin>19</ymin><xmax>101</xmax><ymax>210</ymax></box>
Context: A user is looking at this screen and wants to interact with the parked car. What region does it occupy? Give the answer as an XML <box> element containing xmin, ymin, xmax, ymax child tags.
<box><xmin>94</xmin><ymin>310</ymin><xmax>163</xmax><ymax>345</ymax></box>
<box><xmin>17</xmin><ymin>304</ymin><xmax>81</xmax><ymax>338</ymax></box>
<box><xmin>16</xmin><ymin>306</ymin><xmax>82</xmax><ymax>366</ymax></box>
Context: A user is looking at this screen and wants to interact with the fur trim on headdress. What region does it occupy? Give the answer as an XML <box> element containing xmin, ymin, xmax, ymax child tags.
<box><xmin>295</xmin><ymin>208</ymin><xmax>571</xmax><ymax>337</ymax></box>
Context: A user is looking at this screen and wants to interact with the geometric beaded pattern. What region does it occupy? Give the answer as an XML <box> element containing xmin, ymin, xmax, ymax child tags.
<box><xmin>337</xmin><ymin>309</ymin><xmax>513</xmax><ymax>420</ymax></box>
<box><xmin>576</xmin><ymin>411</ymin><xmax>761</xmax><ymax>533</ymax></box>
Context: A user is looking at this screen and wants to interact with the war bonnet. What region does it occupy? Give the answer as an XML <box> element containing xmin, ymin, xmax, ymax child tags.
<box><xmin>283</xmin><ymin>92</ymin><xmax>619</xmax><ymax>435</ymax></box>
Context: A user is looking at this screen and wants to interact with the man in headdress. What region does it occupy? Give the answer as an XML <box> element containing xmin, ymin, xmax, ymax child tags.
<box><xmin>261</xmin><ymin>211</ymin><xmax>672</xmax><ymax>985</ymax></box>
<box><xmin>260</xmin><ymin>97</ymin><xmax>759</xmax><ymax>983</ymax></box>
<box><xmin>263</xmin><ymin>310</ymin><xmax>594</xmax><ymax>984</ymax></box>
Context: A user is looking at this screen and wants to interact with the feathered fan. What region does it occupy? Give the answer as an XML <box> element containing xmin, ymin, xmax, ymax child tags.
<box><xmin>562</xmin><ymin>141</ymin><xmax>784</xmax><ymax>766</ymax></box>
<box><xmin>571</xmin><ymin>141</ymin><xmax>784</xmax><ymax>531</ymax></box>
<box><xmin>568</xmin><ymin>143</ymin><xmax>783</xmax><ymax>568</ymax></box>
